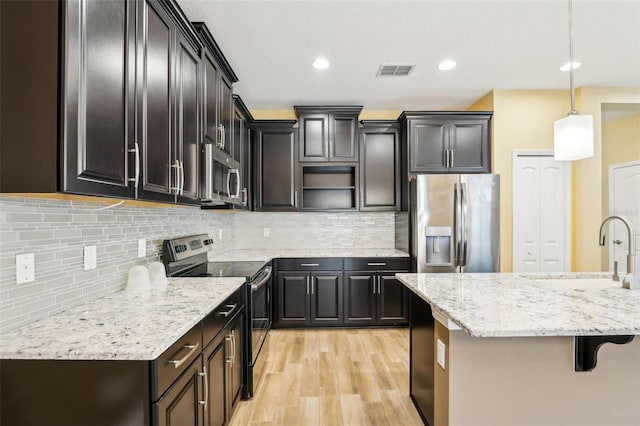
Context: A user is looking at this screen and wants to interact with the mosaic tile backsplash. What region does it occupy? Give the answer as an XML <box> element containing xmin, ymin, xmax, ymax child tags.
<box><xmin>0</xmin><ymin>196</ymin><xmax>395</xmax><ymax>332</ymax></box>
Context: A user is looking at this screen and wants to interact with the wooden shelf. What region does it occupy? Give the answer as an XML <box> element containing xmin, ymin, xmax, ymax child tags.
<box><xmin>300</xmin><ymin>164</ymin><xmax>358</xmax><ymax>210</ymax></box>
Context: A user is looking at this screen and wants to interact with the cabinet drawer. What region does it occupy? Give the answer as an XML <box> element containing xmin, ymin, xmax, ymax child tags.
<box><xmin>152</xmin><ymin>323</ymin><xmax>202</xmax><ymax>401</ymax></box>
<box><xmin>203</xmin><ymin>287</ymin><xmax>244</xmax><ymax>348</ymax></box>
<box><xmin>343</xmin><ymin>257</ymin><xmax>409</xmax><ymax>271</ymax></box>
<box><xmin>277</xmin><ymin>258</ymin><xmax>343</xmax><ymax>271</ymax></box>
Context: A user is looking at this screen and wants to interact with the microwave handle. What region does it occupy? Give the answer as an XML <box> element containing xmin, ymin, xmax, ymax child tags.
<box><xmin>234</xmin><ymin>170</ymin><xmax>241</xmax><ymax>199</ymax></box>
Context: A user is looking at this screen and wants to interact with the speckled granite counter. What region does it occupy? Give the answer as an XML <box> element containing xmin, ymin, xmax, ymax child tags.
<box><xmin>0</xmin><ymin>277</ymin><xmax>245</xmax><ymax>360</ymax></box>
<box><xmin>210</xmin><ymin>248</ymin><xmax>408</xmax><ymax>262</ymax></box>
<box><xmin>397</xmin><ymin>272</ymin><xmax>640</xmax><ymax>338</ymax></box>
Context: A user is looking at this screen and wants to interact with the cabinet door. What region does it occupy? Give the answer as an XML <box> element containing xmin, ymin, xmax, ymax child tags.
<box><xmin>154</xmin><ymin>356</ymin><xmax>203</xmax><ymax>426</ymax></box>
<box><xmin>329</xmin><ymin>113</ymin><xmax>358</xmax><ymax>161</ymax></box>
<box><xmin>343</xmin><ymin>272</ymin><xmax>376</xmax><ymax>325</ymax></box>
<box><xmin>254</xmin><ymin>125</ymin><xmax>297</xmax><ymax>211</ymax></box>
<box><xmin>228</xmin><ymin>314</ymin><xmax>244</xmax><ymax>414</ymax></box>
<box><xmin>220</xmin><ymin>76</ymin><xmax>234</xmax><ymax>157</ymax></box>
<box><xmin>204</xmin><ymin>338</ymin><xmax>226</xmax><ymax>426</ymax></box>
<box><xmin>409</xmin><ymin>120</ymin><xmax>447</xmax><ymax>173</ymax></box>
<box><xmin>299</xmin><ymin>113</ymin><xmax>329</xmax><ymax>161</ymax></box>
<box><xmin>63</xmin><ymin>0</ymin><xmax>135</xmax><ymax>198</ymax></box>
<box><xmin>449</xmin><ymin>119</ymin><xmax>490</xmax><ymax>173</ymax></box>
<box><xmin>276</xmin><ymin>272</ymin><xmax>310</xmax><ymax>326</ymax></box>
<box><xmin>377</xmin><ymin>273</ymin><xmax>409</xmax><ymax>325</ymax></box>
<box><xmin>310</xmin><ymin>272</ymin><xmax>343</xmax><ymax>325</ymax></box>
<box><xmin>202</xmin><ymin>50</ymin><xmax>221</xmax><ymax>148</ymax></box>
<box><xmin>175</xmin><ymin>33</ymin><xmax>200</xmax><ymax>203</ymax></box>
<box><xmin>232</xmin><ymin>109</ymin><xmax>246</xmax><ymax>208</ymax></box>
<box><xmin>137</xmin><ymin>0</ymin><xmax>175</xmax><ymax>202</ymax></box>
<box><xmin>359</xmin><ymin>126</ymin><xmax>400</xmax><ymax>211</ymax></box>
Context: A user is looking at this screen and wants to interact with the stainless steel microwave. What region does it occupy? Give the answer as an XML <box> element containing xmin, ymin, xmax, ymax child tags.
<box><xmin>201</xmin><ymin>143</ymin><xmax>246</xmax><ymax>207</ymax></box>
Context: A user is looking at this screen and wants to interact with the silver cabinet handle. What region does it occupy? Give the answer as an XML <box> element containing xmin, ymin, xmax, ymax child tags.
<box><xmin>198</xmin><ymin>366</ymin><xmax>208</xmax><ymax>411</ymax></box>
<box><xmin>329</xmin><ymin>140</ymin><xmax>334</xmax><ymax>158</ymax></box>
<box><xmin>167</xmin><ymin>342</ymin><xmax>199</xmax><ymax>369</ymax></box>
<box><xmin>179</xmin><ymin>160</ymin><xmax>184</xmax><ymax>195</ymax></box>
<box><xmin>378</xmin><ymin>276</ymin><xmax>382</xmax><ymax>295</ymax></box>
<box><xmin>450</xmin><ymin>149</ymin><xmax>454</xmax><ymax>167</ymax></box>
<box><xmin>311</xmin><ymin>277</ymin><xmax>315</xmax><ymax>295</ymax></box>
<box><xmin>367</xmin><ymin>262</ymin><xmax>386</xmax><ymax>266</ymax></box>
<box><xmin>221</xmin><ymin>124</ymin><xmax>226</xmax><ymax>150</ymax></box>
<box><xmin>231</xmin><ymin>330</ymin><xmax>236</xmax><ymax>363</ymax></box>
<box><xmin>128</xmin><ymin>143</ymin><xmax>140</xmax><ymax>188</ymax></box>
<box><xmin>171</xmin><ymin>160</ymin><xmax>180</xmax><ymax>194</ymax></box>
<box><xmin>294</xmin><ymin>190</ymin><xmax>298</xmax><ymax>208</ymax></box>
<box><xmin>225</xmin><ymin>334</ymin><xmax>233</xmax><ymax>364</ymax></box>
<box><xmin>444</xmin><ymin>149</ymin><xmax>449</xmax><ymax>167</ymax></box>
<box><xmin>306</xmin><ymin>276</ymin><xmax>310</xmax><ymax>294</ymax></box>
<box><xmin>300</xmin><ymin>263</ymin><xmax>320</xmax><ymax>267</ymax></box>
<box><xmin>219</xmin><ymin>303</ymin><xmax>237</xmax><ymax>317</ymax></box>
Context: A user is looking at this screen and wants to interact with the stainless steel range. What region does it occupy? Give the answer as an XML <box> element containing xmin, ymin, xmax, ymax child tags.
<box><xmin>162</xmin><ymin>234</ymin><xmax>273</xmax><ymax>400</ymax></box>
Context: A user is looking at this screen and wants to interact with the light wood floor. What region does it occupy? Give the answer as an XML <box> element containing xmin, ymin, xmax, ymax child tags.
<box><xmin>230</xmin><ymin>328</ymin><xmax>424</xmax><ymax>426</ymax></box>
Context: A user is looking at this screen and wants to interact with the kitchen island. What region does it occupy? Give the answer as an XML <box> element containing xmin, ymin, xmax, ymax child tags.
<box><xmin>397</xmin><ymin>272</ymin><xmax>640</xmax><ymax>426</ymax></box>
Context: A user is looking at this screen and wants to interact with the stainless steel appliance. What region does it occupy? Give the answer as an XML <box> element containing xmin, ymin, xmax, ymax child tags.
<box><xmin>201</xmin><ymin>144</ymin><xmax>247</xmax><ymax>207</ymax></box>
<box><xmin>162</xmin><ymin>234</ymin><xmax>272</xmax><ymax>400</ymax></box>
<box><xmin>410</xmin><ymin>174</ymin><xmax>500</xmax><ymax>273</ymax></box>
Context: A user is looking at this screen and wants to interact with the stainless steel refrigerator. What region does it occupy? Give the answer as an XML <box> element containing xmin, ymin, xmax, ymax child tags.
<box><xmin>410</xmin><ymin>174</ymin><xmax>500</xmax><ymax>273</ymax></box>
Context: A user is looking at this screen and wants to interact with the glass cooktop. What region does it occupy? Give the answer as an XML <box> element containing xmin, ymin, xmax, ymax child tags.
<box><xmin>180</xmin><ymin>261</ymin><xmax>268</xmax><ymax>279</ymax></box>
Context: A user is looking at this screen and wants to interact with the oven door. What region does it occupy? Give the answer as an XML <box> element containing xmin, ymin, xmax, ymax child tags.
<box><xmin>249</xmin><ymin>265</ymin><xmax>272</xmax><ymax>365</ymax></box>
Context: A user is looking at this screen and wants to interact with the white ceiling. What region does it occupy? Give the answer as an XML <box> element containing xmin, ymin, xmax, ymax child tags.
<box><xmin>177</xmin><ymin>0</ymin><xmax>640</xmax><ymax>111</ymax></box>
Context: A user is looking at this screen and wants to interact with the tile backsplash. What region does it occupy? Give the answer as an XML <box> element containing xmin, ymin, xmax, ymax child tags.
<box><xmin>0</xmin><ymin>196</ymin><xmax>395</xmax><ymax>332</ymax></box>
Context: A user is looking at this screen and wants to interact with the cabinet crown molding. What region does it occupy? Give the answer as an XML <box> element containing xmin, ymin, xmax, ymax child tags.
<box><xmin>294</xmin><ymin>106</ymin><xmax>363</xmax><ymax>116</ymax></box>
<box><xmin>192</xmin><ymin>21</ymin><xmax>239</xmax><ymax>83</ymax></box>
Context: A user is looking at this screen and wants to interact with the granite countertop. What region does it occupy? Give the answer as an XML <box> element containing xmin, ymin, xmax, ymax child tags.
<box><xmin>397</xmin><ymin>272</ymin><xmax>640</xmax><ymax>338</ymax></box>
<box><xmin>210</xmin><ymin>248</ymin><xmax>409</xmax><ymax>262</ymax></box>
<box><xmin>0</xmin><ymin>277</ymin><xmax>245</xmax><ymax>361</ymax></box>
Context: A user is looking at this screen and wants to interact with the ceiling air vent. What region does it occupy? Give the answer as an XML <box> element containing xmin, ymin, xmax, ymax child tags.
<box><xmin>377</xmin><ymin>64</ymin><xmax>415</xmax><ymax>77</ymax></box>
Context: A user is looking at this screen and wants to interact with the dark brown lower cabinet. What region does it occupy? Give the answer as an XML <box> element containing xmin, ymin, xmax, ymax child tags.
<box><xmin>154</xmin><ymin>356</ymin><xmax>204</xmax><ymax>426</ymax></box>
<box><xmin>203</xmin><ymin>309</ymin><xmax>244</xmax><ymax>426</ymax></box>
<box><xmin>275</xmin><ymin>271</ymin><xmax>343</xmax><ymax>327</ymax></box>
<box><xmin>344</xmin><ymin>271</ymin><xmax>409</xmax><ymax>326</ymax></box>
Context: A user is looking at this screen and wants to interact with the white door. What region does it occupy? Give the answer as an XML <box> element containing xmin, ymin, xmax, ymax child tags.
<box><xmin>513</xmin><ymin>153</ymin><xmax>571</xmax><ymax>272</ymax></box>
<box><xmin>609</xmin><ymin>161</ymin><xmax>640</xmax><ymax>273</ymax></box>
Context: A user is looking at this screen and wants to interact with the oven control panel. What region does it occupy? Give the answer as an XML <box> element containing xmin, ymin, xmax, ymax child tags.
<box><xmin>163</xmin><ymin>234</ymin><xmax>213</xmax><ymax>262</ymax></box>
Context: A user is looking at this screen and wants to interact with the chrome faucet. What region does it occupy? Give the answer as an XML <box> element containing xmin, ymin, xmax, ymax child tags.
<box><xmin>599</xmin><ymin>215</ymin><xmax>638</xmax><ymax>289</ymax></box>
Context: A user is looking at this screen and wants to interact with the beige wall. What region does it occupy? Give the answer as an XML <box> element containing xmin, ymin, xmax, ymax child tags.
<box><xmin>573</xmin><ymin>87</ymin><xmax>640</xmax><ymax>271</ymax></box>
<box><xmin>250</xmin><ymin>109</ymin><xmax>401</xmax><ymax>121</ymax></box>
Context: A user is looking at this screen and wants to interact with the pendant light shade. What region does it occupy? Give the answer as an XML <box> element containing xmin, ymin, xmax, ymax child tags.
<box><xmin>553</xmin><ymin>0</ymin><xmax>594</xmax><ymax>161</ymax></box>
<box><xmin>554</xmin><ymin>114</ymin><xmax>594</xmax><ymax>161</ymax></box>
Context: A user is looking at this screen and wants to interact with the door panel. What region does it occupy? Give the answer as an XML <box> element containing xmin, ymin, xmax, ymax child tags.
<box><xmin>610</xmin><ymin>162</ymin><xmax>640</xmax><ymax>273</ymax></box>
<box><xmin>449</xmin><ymin>121</ymin><xmax>488</xmax><ymax>172</ymax></box>
<box><xmin>330</xmin><ymin>114</ymin><xmax>358</xmax><ymax>161</ymax></box>
<box><xmin>139</xmin><ymin>0</ymin><xmax>173</xmax><ymax>200</ymax></box>
<box><xmin>360</xmin><ymin>128</ymin><xmax>399</xmax><ymax>210</ymax></box>
<box><xmin>205</xmin><ymin>340</ymin><xmax>226</xmax><ymax>426</ymax></box>
<box><xmin>154</xmin><ymin>357</ymin><xmax>202</xmax><ymax>426</ymax></box>
<box><xmin>220</xmin><ymin>76</ymin><xmax>233</xmax><ymax>157</ymax></box>
<box><xmin>410</xmin><ymin>121</ymin><xmax>446</xmax><ymax>172</ymax></box>
<box><xmin>343</xmin><ymin>273</ymin><xmax>375</xmax><ymax>324</ymax></box>
<box><xmin>310</xmin><ymin>273</ymin><xmax>343</xmax><ymax>325</ymax></box>
<box><xmin>63</xmin><ymin>0</ymin><xmax>134</xmax><ymax>197</ymax></box>
<box><xmin>277</xmin><ymin>273</ymin><xmax>309</xmax><ymax>325</ymax></box>
<box><xmin>300</xmin><ymin>114</ymin><xmax>328</xmax><ymax>161</ymax></box>
<box><xmin>202</xmin><ymin>52</ymin><xmax>220</xmax><ymax>146</ymax></box>
<box><xmin>513</xmin><ymin>154</ymin><xmax>569</xmax><ymax>273</ymax></box>
<box><xmin>255</xmin><ymin>126</ymin><xmax>297</xmax><ymax>210</ymax></box>
<box><xmin>377</xmin><ymin>274</ymin><xmax>408</xmax><ymax>324</ymax></box>
<box><xmin>176</xmin><ymin>34</ymin><xmax>199</xmax><ymax>202</ymax></box>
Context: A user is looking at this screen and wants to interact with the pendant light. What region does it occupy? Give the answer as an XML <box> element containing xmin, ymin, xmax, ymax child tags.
<box><xmin>554</xmin><ymin>0</ymin><xmax>593</xmax><ymax>161</ymax></box>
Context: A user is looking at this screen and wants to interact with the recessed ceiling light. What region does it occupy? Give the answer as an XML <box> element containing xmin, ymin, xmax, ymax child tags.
<box><xmin>560</xmin><ymin>61</ymin><xmax>581</xmax><ymax>71</ymax></box>
<box><xmin>438</xmin><ymin>60</ymin><xmax>456</xmax><ymax>71</ymax></box>
<box><xmin>312</xmin><ymin>58</ymin><xmax>330</xmax><ymax>70</ymax></box>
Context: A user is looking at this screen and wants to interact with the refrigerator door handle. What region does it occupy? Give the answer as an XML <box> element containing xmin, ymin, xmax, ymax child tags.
<box><xmin>453</xmin><ymin>182</ymin><xmax>461</xmax><ymax>267</ymax></box>
<box><xmin>460</xmin><ymin>182</ymin><xmax>469</xmax><ymax>267</ymax></box>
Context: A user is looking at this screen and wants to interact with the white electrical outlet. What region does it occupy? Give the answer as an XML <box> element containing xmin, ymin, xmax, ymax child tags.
<box><xmin>84</xmin><ymin>246</ymin><xmax>97</xmax><ymax>271</ymax></box>
<box><xmin>137</xmin><ymin>238</ymin><xmax>146</xmax><ymax>258</ymax></box>
<box><xmin>263</xmin><ymin>227</ymin><xmax>270</xmax><ymax>237</ymax></box>
<box><xmin>16</xmin><ymin>253</ymin><xmax>35</xmax><ymax>284</ymax></box>
<box><xmin>437</xmin><ymin>339</ymin><xmax>446</xmax><ymax>369</ymax></box>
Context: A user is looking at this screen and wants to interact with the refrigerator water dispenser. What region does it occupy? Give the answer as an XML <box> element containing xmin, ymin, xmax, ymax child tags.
<box><xmin>425</xmin><ymin>226</ymin><xmax>452</xmax><ymax>266</ymax></box>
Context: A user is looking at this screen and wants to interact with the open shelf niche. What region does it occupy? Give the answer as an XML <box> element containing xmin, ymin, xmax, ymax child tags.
<box><xmin>300</xmin><ymin>164</ymin><xmax>357</xmax><ymax>210</ymax></box>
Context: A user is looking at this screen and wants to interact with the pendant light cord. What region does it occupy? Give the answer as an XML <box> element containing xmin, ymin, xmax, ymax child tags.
<box><xmin>568</xmin><ymin>0</ymin><xmax>578</xmax><ymax>115</ymax></box>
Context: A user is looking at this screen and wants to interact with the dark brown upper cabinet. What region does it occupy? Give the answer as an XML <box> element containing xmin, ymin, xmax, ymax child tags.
<box><xmin>1</xmin><ymin>0</ymin><xmax>204</xmax><ymax>205</ymax></box>
<box><xmin>399</xmin><ymin>112</ymin><xmax>492</xmax><ymax>174</ymax></box>
<box><xmin>253</xmin><ymin>120</ymin><xmax>298</xmax><ymax>211</ymax></box>
<box><xmin>294</xmin><ymin>106</ymin><xmax>362</xmax><ymax>162</ymax></box>
<box><xmin>232</xmin><ymin>95</ymin><xmax>254</xmax><ymax>209</ymax></box>
<box><xmin>359</xmin><ymin>121</ymin><xmax>401</xmax><ymax>211</ymax></box>
<box><xmin>1</xmin><ymin>0</ymin><xmax>136</xmax><ymax>196</ymax></box>
<box><xmin>135</xmin><ymin>0</ymin><xmax>203</xmax><ymax>204</ymax></box>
